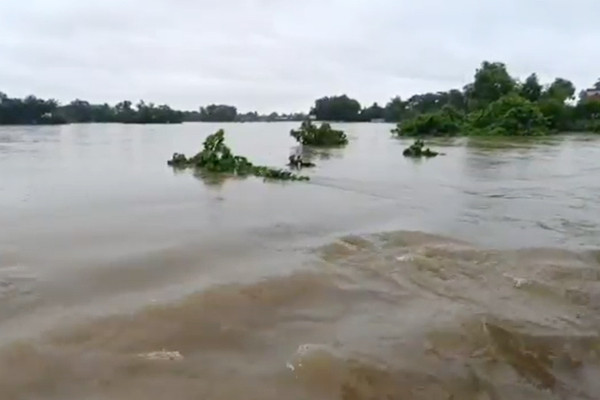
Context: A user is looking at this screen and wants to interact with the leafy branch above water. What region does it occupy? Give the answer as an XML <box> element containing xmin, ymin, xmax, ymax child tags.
<box><xmin>168</xmin><ymin>130</ymin><xmax>309</xmax><ymax>181</ymax></box>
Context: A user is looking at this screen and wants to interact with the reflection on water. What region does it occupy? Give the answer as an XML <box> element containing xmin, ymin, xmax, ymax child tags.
<box><xmin>1</xmin><ymin>123</ymin><xmax>600</xmax><ymax>399</ymax></box>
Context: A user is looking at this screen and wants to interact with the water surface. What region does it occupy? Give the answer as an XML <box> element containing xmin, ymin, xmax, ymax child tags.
<box><xmin>0</xmin><ymin>123</ymin><xmax>599</xmax><ymax>399</ymax></box>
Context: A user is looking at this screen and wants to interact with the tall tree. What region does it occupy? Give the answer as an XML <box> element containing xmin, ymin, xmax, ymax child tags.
<box><xmin>446</xmin><ymin>89</ymin><xmax>467</xmax><ymax>111</ymax></box>
<box><xmin>465</xmin><ymin>61</ymin><xmax>516</xmax><ymax>110</ymax></box>
<box><xmin>311</xmin><ymin>95</ymin><xmax>361</xmax><ymax>121</ymax></box>
<box><xmin>544</xmin><ymin>78</ymin><xmax>576</xmax><ymax>103</ymax></box>
<box><xmin>383</xmin><ymin>97</ymin><xmax>406</xmax><ymax>122</ymax></box>
<box><xmin>199</xmin><ymin>104</ymin><xmax>238</xmax><ymax>122</ymax></box>
<box><xmin>360</xmin><ymin>102</ymin><xmax>384</xmax><ymax>121</ymax></box>
<box><xmin>405</xmin><ymin>93</ymin><xmax>446</xmax><ymax>115</ymax></box>
<box><xmin>520</xmin><ymin>73</ymin><xmax>543</xmax><ymax>102</ymax></box>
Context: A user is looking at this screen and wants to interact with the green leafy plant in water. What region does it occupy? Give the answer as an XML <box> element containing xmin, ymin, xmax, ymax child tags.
<box><xmin>168</xmin><ymin>129</ymin><xmax>309</xmax><ymax>181</ymax></box>
<box><xmin>392</xmin><ymin>105</ymin><xmax>464</xmax><ymax>137</ymax></box>
<box><xmin>393</xmin><ymin>96</ymin><xmax>551</xmax><ymax>137</ymax></box>
<box><xmin>467</xmin><ymin>94</ymin><xmax>549</xmax><ymax>136</ymax></box>
<box><xmin>402</xmin><ymin>139</ymin><xmax>440</xmax><ymax>158</ymax></box>
<box><xmin>290</xmin><ymin>120</ymin><xmax>348</xmax><ymax>146</ymax></box>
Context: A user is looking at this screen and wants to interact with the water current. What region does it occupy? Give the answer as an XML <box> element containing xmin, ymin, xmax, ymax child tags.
<box><xmin>0</xmin><ymin>123</ymin><xmax>599</xmax><ymax>399</ymax></box>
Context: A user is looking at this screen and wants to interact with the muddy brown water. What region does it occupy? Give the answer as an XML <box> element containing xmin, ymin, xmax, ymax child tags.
<box><xmin>1</xmin><ymin>123</ymin><xmax>600</xmax><ymax>399</ymax></box>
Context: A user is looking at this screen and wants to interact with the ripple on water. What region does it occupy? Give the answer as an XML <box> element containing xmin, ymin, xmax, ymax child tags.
<box><xmin>0</xmin><ymin>231</ymin><xmax>598</xmax><ymax>399</ymax></box>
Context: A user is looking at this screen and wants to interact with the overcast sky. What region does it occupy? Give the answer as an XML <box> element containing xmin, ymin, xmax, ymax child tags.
<box><xmin>0</xmin><ymin>0</ymin><xmax>598</xmax><ymax>112</ymax></box>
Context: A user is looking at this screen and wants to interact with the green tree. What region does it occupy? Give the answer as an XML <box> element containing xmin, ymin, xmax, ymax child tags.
<box><xmin>393</xmin><ymin>105</ymin><xmax>465</xmax><ymax>137</ymax></box>
<box><xmin>290</xmin><ymin>120</ymin><xmax>348</xmax><ymax>146</ymax></box>
<box><xmin>470</xmin><ymin>94</ymin><xmax>548</xmax><ymax>136</ymax></box>
<box><xmin>199</xmin><ymin>104</ymin><xmax>238</xmax><ymax>122</ymax></box>
<box><xmin>114</xmin><ymin>100</ymin><xmax>135</xmax><ymax>123</ymax></box>
<box><xmin>538</xmin><ymin>98</ymin><xmax>572</xmax><ymax>131</ymax></box>
<box><xmin>544</xmin><ymin>78</ymin><xmax>576</xmax><ymax>103</ymax></box>
<box><xmin>383</xmin><ymin>97</ymin><xmax>406</xmax><ymax>122</ymax></box>
<box><xmin>445</xmin><ymin>89</ymin><xmax>467</xmax><ymax>111</ymax></box>
<box><xmin>0</xmin><ymin>92</ymin><xmax>65</xmax><ymax>125</ymax></box>
<box><xmin>59</xmin><ymin>99</ymin><xmax>94</xmax><ymax>122</ymax></box>
<box><xmin>465</xmin><ymin>61</ymin><xmax>516</xmax><ymax>110</ymax></box>
<box><xmin>311</xmin><ymin>95</ymin><xmax>361</xmax><ymax>121</ymax></box>
<box><xmin>574</xmin><ymin>98</ymin><xmax>600</xmax><ymax>131</ymax></box>
<box><xmin>92</xmin><ymin>103</ymin><xmax>116</xmax><ymax>122</ymax></box>
<box><xmin>404</xmin><ymin>93</ymin><xmax>445</xmax><ymax>115</ymax></box>
<box><xmin>520</xmin><ymin>73</ymin><xmax>543</xmax><ymax>102</ymax></box>
<box><xmin>360</xmin><ymin>102</ymin><xmax>384</xmax><ymax>121</ymax></box>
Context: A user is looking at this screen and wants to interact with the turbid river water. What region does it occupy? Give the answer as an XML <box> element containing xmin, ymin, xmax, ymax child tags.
<box><xmin>0</xmin><ymin>122</ymin><xmax>599</xmax><ymax>399</ymax></box>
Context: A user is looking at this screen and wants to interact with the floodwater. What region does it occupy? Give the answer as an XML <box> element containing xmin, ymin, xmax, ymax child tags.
<box><xmin>0</xmin><ymin>122</ymin><xmax>599</xmax><ymax>399</ymax></box>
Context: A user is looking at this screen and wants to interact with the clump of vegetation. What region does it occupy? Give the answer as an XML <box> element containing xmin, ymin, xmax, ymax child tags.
<box><xmin>468</xmin><ymin>94</ymin><xmax>548</xmax><ymax>136</ymax></box>
<box><xmin>0</xmin><ymin>93</ymin><xmax>67</xmax><ymax>125</ymax></box>
<box><xmin>290</xmin><ymin>120</ymin><xmax>348</xmax><ymax>147</ymax></box>
<box><xmin>391</xmin><ymin>61</ymin><xmax>600</xmax><ymax>137</ymax></box>
<box><xmin>402</xmin><ymin>139</ymin><xmax>440</xmax><ymax>158</ymax></box>
<box><xmin>287</xmin><ymin>154</ymin><xmax>316</xmax><ymax>169</ymax></box>
<box><xmin>168</xmin><ymin>130</ymin><xmax>309</xmax><ymax>181</ymax></box>
<box><xmin>393</xmin><ymin>105</ymin><xmax>464</xmax><ymax>137</ymax></box>
<box><xmin>394</xmin><ymin>94</ymin><xmax>550</xmax><ymax>137</ymax></box>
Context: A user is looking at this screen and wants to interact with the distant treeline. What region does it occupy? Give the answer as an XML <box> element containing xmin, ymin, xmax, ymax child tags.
<box><xmin>184</xmin><ymin>105</ymin><xmax>307</xmax><ymax>123</ymax></box>
<box><xmin>2</xmin><ymin>60</ymin><xmax>600</xmax><ymax>130</ymax></box>
<box><xmin>310</xmin><ymin>65</ymin><xmax>600</xmax><ymax>131</ymax></box>
<box><xmin>0</xmin><ymin>95</ymin><xmax>307</xmax><ymax>125</ymax></box>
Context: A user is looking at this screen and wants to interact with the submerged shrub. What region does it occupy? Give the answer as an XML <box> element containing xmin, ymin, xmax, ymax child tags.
<box><xmin>468</xmin><ymin>94</ymin><xmax>549</xmax><ymax>136</ymax></box>
<box><xmin>402</xmin><ymin>139</ymin><xmax>440</xmax><ymax>158</ymax></box>
<box><xmin>290</xmin><ymin>120</ymin><xmax>348</xmax><ymax>146</ymax></box>
<box><xmin>168</xmin><ymin>129</ymin><xmax>309</xmax><ymax>181</ymax></box>
<box><xmin>392</xmin><ymin>105</ymin><xmax>464</xmax><ymax>137</ymax></box>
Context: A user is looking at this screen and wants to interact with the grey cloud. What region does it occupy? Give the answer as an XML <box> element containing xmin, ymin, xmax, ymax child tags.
<box><xmin>0</xmin><ymin>0</ymin><xmax>598</xmax><ymax>112</ymax></box>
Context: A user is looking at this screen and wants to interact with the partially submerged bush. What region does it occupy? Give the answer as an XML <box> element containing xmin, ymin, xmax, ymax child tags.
<box><xmin>402</xmin><ymin>139</ymin><xmax>440</xmax><ymax>158</ymax></box>
<box><xmin>468</xmin><ymin>94</ymin><xmax>549</xmax><ymax>136</ymax></box>
<box><xmin>168</xmin><ymin>130</ymin><xmax>309</xmax><ymax>181</ymax></box>
<box><xmin>393</xmin><ymin>106</ymin><xmax>464</xmax><ymax>137</ymax></box>
<box><xmin>393</xmin><ymin>95</ymin><xmax>552</xmax><ymax>137</ymax></box>
<box><xmin>287</xmin><ymin>154</ymin><xmax>316</xmax><ymax>169</ymax></box>
<box><xmin>290</xmin><ymin>120</ymin><xmax>348</xmax><ymax>146</ymax></box>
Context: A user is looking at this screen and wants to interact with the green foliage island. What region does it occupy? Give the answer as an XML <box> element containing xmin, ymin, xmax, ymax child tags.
<box><xmin>168</xmin><ymin>130</ymin><xmax>309</xmax><ymax>182</ymax></box>
<box><xmin>290</xmin><ymin>120</ymin><xmax>348</xmax><ymax>147</ymax></box>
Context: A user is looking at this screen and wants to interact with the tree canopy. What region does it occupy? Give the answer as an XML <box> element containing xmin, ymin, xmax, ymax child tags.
<box><xmin>198</xmin><ymin>104</ymin><xmax>238</xmax><ymax>122</ymax></box>
<box><xmin>290</xmin><ymin>120</ymin><xmax>348</xmax><ymax>146</ymax></box>
<box><xmin>544</xmin><ymin>78</ymin><xmax>576</xmax><ymax>103</ymax></box>
<box><xmin>519</xmin><ymin>74</ymin><xmax>543</xmax><ymax>102</ymax></box>
<box><xmin>311</xmin><ymin>95</ymin><xmax>362</xmax><ymax>121</ymax></box>
<box><xmin>0</xmin><ymin>93</ymin><xmax>66</xmax><ymax>125</ymax></box>
<box><xmin>392</xmin><ymin>61</ymin><xmax>600</xmax><ymax>136</ymax></box>
<box><xmin>360</xmin><ymin>102</ymin><xmax>385</xmax><ymax>121</ymax></box>
<box><xmin>0</xmin><ymin>93</ymin><xmax>305</xmax><ymax>125</ymax></box>
<box><xmin>462</xmin><ymin>62</ymin><xmax>516</xmax><ymax>111</ymax></box>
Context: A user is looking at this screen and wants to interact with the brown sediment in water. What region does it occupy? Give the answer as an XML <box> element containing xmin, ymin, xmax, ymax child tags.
<box><xmin>1</xmin><ymin>231</ymin><xmax>599</xmax><ymax>400</ymax></box>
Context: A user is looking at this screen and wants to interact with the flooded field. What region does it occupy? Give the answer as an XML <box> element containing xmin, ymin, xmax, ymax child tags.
<box><xmin>1</xmin><ymin>123</ymin><xmax>599</xmax><ymax>399</ymax></box>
